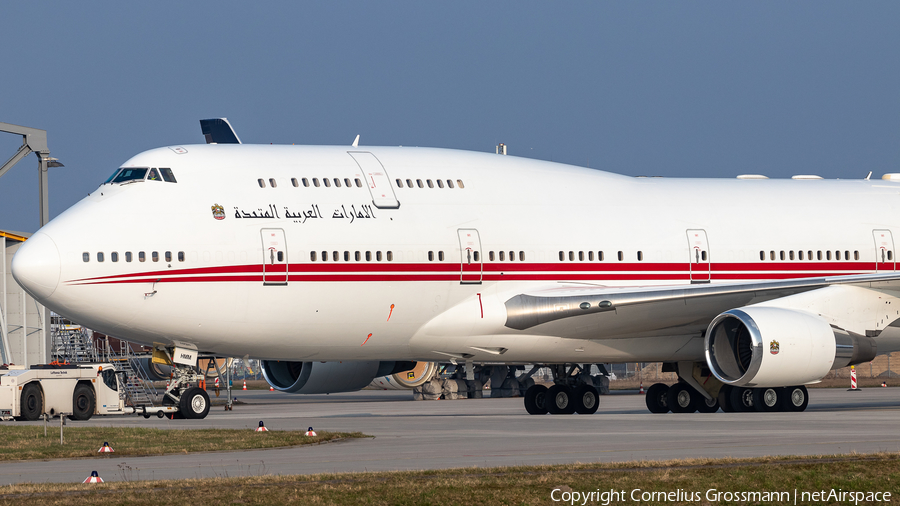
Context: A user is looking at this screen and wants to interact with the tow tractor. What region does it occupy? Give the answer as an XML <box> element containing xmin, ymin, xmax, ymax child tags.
<box><xmin>0</xmin><ymin>361</ymin><xmax>211</xmax><ymax>421</ymax></box>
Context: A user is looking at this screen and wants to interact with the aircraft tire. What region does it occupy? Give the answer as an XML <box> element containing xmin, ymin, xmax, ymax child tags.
<box><xmin>696</xmin><ymin>394</ymin><xmax>720</xmax><ymax>413</ymax></box>
<box><xmin>667</xmin><ymin>383</ymin><xmax>697</xmax><ymax>413</ymax></box>
<box><xmin>644</xmin><ymin>383</ymin><xmax>670</xmax><ymax>413</ymax></box>
<box><xmin>573</xmin><ymin>384</ymin><xmax>599</xmax><ymax>414</ymax></box>
<box><xmin>729</xmin><ymin>386</ymin><xmax>754</xmax><ymax>412</ymax></box>
<box><xmin>547</xmin><ymin>385</ymin><xmax>576</xmax><ymax>415</ymax></box>
<box><xmin>752</xmin><ymin>387</ymin><xmax>782</xmax><ymax>412</ymax></box>
<box><xmin>718</xmin><ymin>385</ymin><xmax>735</xmax><ymax>412</ymax></box>
<box><xmin>524</xmin><ymin>385</ymin><xmax>549</xmax><ymax>415</ymax></box>
<box><xmin>180</xmin><ymin>387</ymin><xmax>211</xmax><ymax>419</ymax></box>
<box><xmin>69</xmin><ymin>383</ymin><xmax>95</xmax><ymax>421</ymax></box>
<box><xmin>781</xmin><ymin>385</ymin><xmax>809</xmax><ymax>412</ymax></box>
<box><xmin>163</xmin><ymin>389</ymin><xmax>185</xmax><ymax>419</ymax></box>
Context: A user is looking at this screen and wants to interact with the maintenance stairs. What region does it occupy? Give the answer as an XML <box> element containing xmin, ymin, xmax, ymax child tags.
<box><xmin>51</xmin><ymin>320</ymin><xmax>159</xmax><ymax>408</ymax></box>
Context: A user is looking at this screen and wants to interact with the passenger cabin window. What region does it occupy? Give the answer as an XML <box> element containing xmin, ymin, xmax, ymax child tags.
<box><xmin>428</xmin><ymin>251</ymin><xmax>434</xmax><ymax>261</ymax></box>
<box><xmin>258</xmin><ymin>179</ymin><xmax>265</xmax><ymax>188</ymax></box>
<box><xmin>447</xmin><ymin>180</ymin><xmax>455</xmax><ymax>188</ymax></box>
<box><xmin>637</xmin><ymin>251</ymin><xmax>643</xmax><ymax>261</ymax></box>
<box><xmin>457</xmin><ymin>180</ymin><xmax>465</xmax><ymax>188</ymax></box>
<box><xmin>310</xmin><ymin>251</ymin><xmax>317</xmax><ymax>261</ymax></box>
<box><xmin>344</xmin><ymin>178</ymin><xmax>352</xmax><ymax>187</ymax></box>
<box><xmin>500</xmin><ymin>251</ymin><xmax>506</xmax><ymax>261</ymax></box>
<box><xmin>427</xmin><ymin>179</ymin><xmax>434</xmax><ymax>188</ymax></box>
<box><xmin>617</xmin><ymin>251</ymin><xmax>623</xmax><ymax>261</ymax></box>
<box><xmin>437</xmin><ymin>180</ymin><xmax>444</xmax><ymax>188</ymax></box>
<box><xmin>165</xmin><ymin>251</ymin><xmax>172</xmax><ymax>262</ymax></box>
<box><xmin>178</xmin><ymin>251</ymin><xmax>185</xmax><ymax>262</ymax></box>
<box><xmin>125</xmin><ymin>252</ymin><xmax>132</xmax><ymax>262</ymax></box>
<box><xmin>324</xmin><ymin>178</ymin><xmax>331</xmax><ymax>187</ymax></box>
<box><xmin>354</xmin><ymin>178</ymin><xmax>362</xmax><ymax>187</ymax></box>
<box><xmin>152</xmin><ymin>251</ymin><xmax>159</xmax><ymax>262</ymax></box>
<box><xmin>416</xmin><ymin>179</ymin><xmax>423</xmax><ymax>188</ymax></box>
<box><xmin>97</xmin><ymin>252</ymin><xmax>104</xmax><ymax>262</ymax></box>
<box><xmin>302</xmin><ymin>178</ymin><xmax>310</xmax><ymax>187</ymax></box>
<box><xmin>313</xmin><ymin>178</ymin><xmax>320</xmax><ymax>187</ymax></box>
<box><xmin>386</xmin><ymin>251</ymin><xmax>393</xmax><ymax>261</ymax></box>
<box><xmin>111</xmin><ymin>252</ymin><xmax>119</xmax><ymax>262</ymax></box>
<box><xmin>396</xmin><ymin>179</ymin><xmax>403</xmax><ymax>188</ymax></box>
<box><xmin>376</xmin><ymin>251</ymin><xmax>382</xmax><ymax>261</ymax></box>
<box><xmin>334</xmin><ymin>178</ymin><xmax>341</xmax><ymax>187</ymax></box>
<box><xmin>291</xmin><ymin>178</ymin><xmax>299</xmax><ymax>187</ymax></box>
<box><xmin>82</xmin><ymin>252</ymin><xmax>89</xmax><ymax>262</ymax></box>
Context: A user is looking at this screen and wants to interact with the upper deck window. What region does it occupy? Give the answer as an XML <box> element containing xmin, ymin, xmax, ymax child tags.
<box><xmin>112</xmin><ymin>168</ymin><xmax>148</xmax><ymax>183</ymax></box>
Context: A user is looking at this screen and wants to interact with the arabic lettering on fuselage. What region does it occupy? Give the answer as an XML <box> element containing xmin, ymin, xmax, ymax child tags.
<box><xmin>233</xmin><ymin>204</ymin><xmax>376</xmax><ymax>224</ymax></box>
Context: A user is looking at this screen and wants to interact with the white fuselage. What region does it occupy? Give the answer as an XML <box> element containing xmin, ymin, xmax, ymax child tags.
<box><xmin>13</xmin><ymin>144</ymin><xmax>900</xmax><ymax>363</ymax></box>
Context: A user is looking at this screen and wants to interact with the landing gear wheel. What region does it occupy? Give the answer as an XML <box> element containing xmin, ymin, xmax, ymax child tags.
<box><xmin>524</xmin><ymin>385</ymin><xmax>549</xmax><ymax>415</ymax></box>
<box><xmin>667</xmin><ymin>383</ymin><xmax>698</xmax><ymax>413</ymax></box>
<box><xmin>69</xmin><ymin>384</ymin><xmax>95</xmax><ymax>421</ymax></box>
<box><xmin>729</xmin><ymin>387</ymin><xmax>755</xmax><ymax>412</ymax></box>
<box><xmin>781</xmin><ymin>385</ymin><xmax>809</xmax><ymax>412</ymax></box>
<box><xmin>574</xmin><ymin>385</ymin><xmax>600</xmax><ymax>414</ymax></box>
<box><xmin>547</xmin><ymin>385</ymin><xmax>576</xmax><ymax>414</ymax></box>
<box><xmin>19</xmin><ymin>383</ymin><xmax>43</xmax><ymax>421</ymax></box>
<box><xmin>163</xmin><ymin>389</ymin><xmax>184</xmax><ymax>419</ymax></box>
<box><xmin>718</xmin><ymin>385</ymin><xmax>735</xmax><ymax>412</ymax></box>
<box><xmin>696</xmin><ymin>394</ymin><xmax>720</xmax><ymax>413</ymax></box>
<box><xmin>645</xmin><ymin>383</ymin><xmax>670</xmax><ymax>413</ymax></box>
<box><xmin>180</xmin><ymin>387</ymin><xmax>211</xmax><ymax>419</ymax></box>
<box><xmin>753</xmin><ymin>387</ymin><xmax>782</xmax><ymax>412</ymax></box>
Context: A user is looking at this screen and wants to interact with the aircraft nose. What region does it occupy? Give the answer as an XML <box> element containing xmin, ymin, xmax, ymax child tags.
<box><xmin>11</xmin><ymin>232</ymin><xmax>61</xmax><ymax>301</ymax></box>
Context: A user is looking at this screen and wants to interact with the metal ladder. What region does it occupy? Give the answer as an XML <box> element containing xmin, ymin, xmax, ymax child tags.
<box><xmin>111</xmin><ymin>356</ymin><xmax>158</xmax><ymax>407</ymax></box>
<box><xmin>51</xmin><ymin>323</ymin><xmax>98</xmax><ymax>364</ymax></box>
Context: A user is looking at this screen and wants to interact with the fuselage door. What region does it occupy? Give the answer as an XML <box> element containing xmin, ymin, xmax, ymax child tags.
<box><xmin>261</xmin><ymin>228</ymin><xmax>288</xmax><ymax>285</ymax></box>
<box><xmin>686</xmin><ymin>229</ymin><xmax>710</xmax><ymax>283</ymax></box>
<box><xmin>348</xmin><ymin>152</ymin><xmax>400</xmax><ymax>209</ymax></box>
<box><xmin>458</xmin><ymin>229</ymin><xmax>483</xmax><ymax>284</ymax></box>
<box><xmin>873</xmin><ymin>229</ymin><xmax>895</xmax><ymax>272</ymax></box>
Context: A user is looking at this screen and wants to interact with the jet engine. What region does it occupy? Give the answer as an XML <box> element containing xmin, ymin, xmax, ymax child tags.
<box><xmin>261</xmin><ymin>360</ymin><xmax>417</xmax><ymax>394</ymax></box>
<box><xmin>136</xmin><ymin>358</ymin><xmax>173</xmax><ymax>382</ymax></box>
<box><xmin>705</xmin><ymin>306</ymin><xmax>876</xmax><ymax>387</ymax></box>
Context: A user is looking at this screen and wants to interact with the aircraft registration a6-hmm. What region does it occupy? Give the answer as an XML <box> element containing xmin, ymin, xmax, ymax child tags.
<box><xmin>12</xmin><ymin>119</ymin><xmax>900</xmax><ymax>415</ymax></box>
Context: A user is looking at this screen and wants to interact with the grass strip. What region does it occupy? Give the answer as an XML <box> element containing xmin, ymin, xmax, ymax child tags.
<box><xmin>0</xmin><ymin>426</ymin><xmax>365</xmax><ymax>461</ymax></box>
<box><xmin>0</xmin><ymin>453</ymin><xmax>897</xmax><ymax>505</ymax></box>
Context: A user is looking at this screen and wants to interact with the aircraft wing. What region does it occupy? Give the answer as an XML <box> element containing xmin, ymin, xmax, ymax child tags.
<box><xmin>503</xmin><ymin>272</ymin><xmax>900</xmax><ymax>339</ymax></box>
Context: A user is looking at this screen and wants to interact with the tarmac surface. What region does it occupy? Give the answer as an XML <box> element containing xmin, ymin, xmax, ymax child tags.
<box><xmin>1</xmin><ymin>387</ymin><xmax>898</xmax><ymax>484</ymax></box>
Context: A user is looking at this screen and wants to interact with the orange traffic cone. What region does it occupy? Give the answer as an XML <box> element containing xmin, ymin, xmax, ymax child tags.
<box><xmin>639</xmin><ymin>381</ymin><xmax>644</xmax><ymax>394</ymax></box>
<box><xmin>83</xmin><ymin>471</ymin><xmax>103</xmax><ymax>483</ymax></box>
<box><xmin>242</xmin><ymin>380</ymin><xmax>247</xmax><ymax>391</ymax></box>
<box><xmin>97</xmin><ymin>442</ymin><xmax>114</xmax><ymax>453</ymax></box>
<box><xmin>256</xmin><ymin>421</ymin><xmax>268</xmax><ymax>432</ymax></box>
<box><xmin>269</xmin><ymin>386</ymin><xmax>274</xmax><ymax>391</ymax></box>
<box><xmin>305</xmin><ymin>426</ymin><xmax>317</xmax><ymax>436</ymax></box>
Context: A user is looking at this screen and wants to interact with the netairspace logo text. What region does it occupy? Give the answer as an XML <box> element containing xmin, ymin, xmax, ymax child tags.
<box><xmin>550</xmin><ymin>487</ymin><xmax>892</xmax><ymax>505</ymax></box>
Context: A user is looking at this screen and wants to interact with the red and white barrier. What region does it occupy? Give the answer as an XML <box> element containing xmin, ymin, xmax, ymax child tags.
<box><xmin>848</xmin><ymin>366</ymin><xmax>860</xmax><ymax>391</ymax></box>
<box><xmin>305</xmin><ymin>427</ymin><xmax>317</xmax><ymax>436</ymax></box>
<box><xmin>97</xmin><ymin>442</ymin><xmax>114</xmax><ymax>453</ymax></box>
<box><xmin>256</xmin><ymin>421</ymin><xmax>268</xmax><ymax>432</ymax></box>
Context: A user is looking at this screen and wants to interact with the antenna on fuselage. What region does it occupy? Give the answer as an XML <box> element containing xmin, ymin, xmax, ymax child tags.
<box><xmin>352</xmin><ymin>134</ymin><xmax>360</xmax><ymax>147</ymax></box>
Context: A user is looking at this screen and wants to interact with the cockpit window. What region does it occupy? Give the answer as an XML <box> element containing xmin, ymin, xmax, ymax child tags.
<box><xmin>160</xmin><ymin>168</ymin><xmax>177</xmax><ymax>183</ymax></box>
<box><xmin>147</xmin><ymin>168</ymin><xmax>161</xmax><ymax>181</ymax></box>
<box><xmin>103</xmin><ymin>169</ymin><xmax>122</xmax><ymax>184</ymax></box>
<box><xmin>112</xmin><ymin>168</ymin><xmax>148</xmax><ymax>183</ymax></box>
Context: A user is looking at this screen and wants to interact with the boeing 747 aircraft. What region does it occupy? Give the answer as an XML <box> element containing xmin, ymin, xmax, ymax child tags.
<box><xmin>12</xmin><ymin>119</ymin><xmax>900</xmax><ymax>417</ymax></box>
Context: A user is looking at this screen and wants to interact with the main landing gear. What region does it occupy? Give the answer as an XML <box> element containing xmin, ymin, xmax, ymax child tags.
<box><xmin>523</xmin><ymin>364</ymin><xmax>602</xmax><ymax>415</ymax></box>
<box><xmin>644</xmin><ymin>362</ymin><xmax>810</xmax><ymax>413</ymax></box>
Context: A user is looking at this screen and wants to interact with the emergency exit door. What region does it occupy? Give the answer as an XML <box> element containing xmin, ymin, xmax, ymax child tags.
<box><xmin>873</xmin><ymin>229</ymin><xmax>895</xmax><ymax>272</ymax></box>
<box><xmin>458</xmin><ymin>229</ymin><xmax>483</xmax><ymax>284</ymax></box>
<box><xmin>261</xmin><ymin>228</ymin><xmax>288</xmax><ymax>285</ymax></box>
<box><xmin>686</xmin><ymin>229</ymin><xmax>710</xmax><ymax>283</ymax></box>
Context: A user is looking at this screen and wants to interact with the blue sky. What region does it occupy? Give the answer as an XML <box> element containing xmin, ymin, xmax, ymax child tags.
<box><xmin>1</xmin><ymin>2</ymin><xmax>899</xmax><ymax>232</ymax></box>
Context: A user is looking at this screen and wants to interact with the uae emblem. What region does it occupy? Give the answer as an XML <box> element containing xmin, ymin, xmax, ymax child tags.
<box><xmin>770</xmin><ymin>340</ymin><xmax>780</xmax><ymax>355</ymax></box>
<box><xmin>211</xmin><ymin>204</ymin><xmax>225</xmax><ymax>220</ymax></box>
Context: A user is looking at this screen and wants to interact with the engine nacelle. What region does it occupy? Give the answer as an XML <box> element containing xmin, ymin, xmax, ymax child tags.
<box><xmin>705</xmin><ymin>307</ymin><xmax>876</xmax><ymax>387</ymax></box>
<box><xmin>261</xmin><ymin>360</ymin><xmax>417</xmax><ymax>394</ymax></box>
<box><xmin>136</xmin><ymin>358</ymin><xmax>173</xmax><ymax>382</ymax></box>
